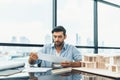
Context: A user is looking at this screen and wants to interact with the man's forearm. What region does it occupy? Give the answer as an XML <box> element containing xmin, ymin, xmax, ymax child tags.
<box><xmin>61</xmin><ymin>61</ymin><xmax>81</xmax><ymax>67</ymax></box>
<box><xmin>71</xmin><ymin>61</ymin><xmax>81</xmax><ymax>67</ymax></box>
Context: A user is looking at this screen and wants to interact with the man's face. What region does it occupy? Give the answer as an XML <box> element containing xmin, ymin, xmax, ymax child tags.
<box><xmin>52</xmin><ymin>31</ymin><xmax>66</xmax><ymax>47</ymax></box>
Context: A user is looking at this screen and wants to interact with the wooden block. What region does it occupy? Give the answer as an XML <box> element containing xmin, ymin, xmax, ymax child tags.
<box><xmin>104</xmin><ymin>57</ymin><xmax>110</xmax><ymax>64</ymax></box>
<box><xmin>113</xmin><ymin>56</ymin><xmax>120</xmax><ymax>65</ymax></box>
<box><xmin>111</xmin><ymin>65</ymin><xmax>120</xmax><ymax>73</ymax></box>
<box><xmin>83</xmin><ymin>56</ymin><xmax>97</xmax><ymax>62</ymax></box>
<box><xmin>96</xmin><ymin>62</ymin><xmax>106</xmax><ymax>69</ymax></box>
<box><xmin>81</xmin><ymin>61</ymin><xmax>96</xmax><ymax>69</ymax></box>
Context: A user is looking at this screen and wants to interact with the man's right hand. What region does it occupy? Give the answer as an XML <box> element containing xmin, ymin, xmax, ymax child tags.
<box><xmin>28</xmin><ymin>52</ymin><xmax>38</xmax><ymax>65</ymax></box>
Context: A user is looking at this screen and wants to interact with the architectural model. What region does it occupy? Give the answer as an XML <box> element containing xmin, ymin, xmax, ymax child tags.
<box><xmin>81</xmin><ymin>53</ymin><xmax>120</xmax><ymax>73</ymax></box>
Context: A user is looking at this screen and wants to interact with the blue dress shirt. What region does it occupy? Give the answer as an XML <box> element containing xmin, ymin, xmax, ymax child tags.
<box><xmin>37</xmin><ymin>43</ymin><xmax>82</xmax><ymax>67</ymax></box>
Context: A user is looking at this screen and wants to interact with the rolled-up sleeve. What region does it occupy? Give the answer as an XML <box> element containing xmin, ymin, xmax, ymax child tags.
<box><xmin>72</xmin><ymin>46</ymin><xmax>82</xmax><ymax>61</ymax></box>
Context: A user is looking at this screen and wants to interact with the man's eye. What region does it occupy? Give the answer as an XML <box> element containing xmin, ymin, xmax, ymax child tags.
<box><xmin>54</xmin><ymin>36</ymin><xmax>57</xmax><ymax>38</ymax></box>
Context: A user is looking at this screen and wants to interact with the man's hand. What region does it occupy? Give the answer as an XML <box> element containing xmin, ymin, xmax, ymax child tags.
<box><xmin>28</xmin><ymin>52</ymin><xmax>38</xmax><ymax>65</ymax></box>
<box><xmin>60</xmin><ymin>61</ymin><xmax>72</xmax><ymax>67</ymax></box>
<box><xmin>61</xmin><ymin>61</ymin><xmax>81</xmax><ymax>67</ymax></box>
<box><xmin>29</xmin><ymin>52</ymin><xmax>38</xmax><ymax>60</ymax></box>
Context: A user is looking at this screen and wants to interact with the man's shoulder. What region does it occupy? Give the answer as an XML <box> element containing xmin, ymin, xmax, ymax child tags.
<box><xmin>64</xmin><ymin>43</ymin><xmax>76</xmax><ymax>48</ymax></box>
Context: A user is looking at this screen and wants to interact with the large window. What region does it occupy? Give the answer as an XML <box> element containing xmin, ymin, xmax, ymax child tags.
<box><xmin>98</xmin><ymin>2</ymin><xmax>120</xmax><ymax>47</ymax></box>
<box><xmin>0</xmin><ymin>0</ymin><xmax>120</xmax><ymax>63</ymax></box>
<box><xmin>0</xmin><ymin>0</ymin><xmax>52</xmax><ymax>62</ymax></box>
<box><xmin>57</xmin><ymin>0</ymin><xmax>94</xmax><ymax>46</ymax></box>
<box><xmin>0</xmin><ymin>0</ymin><xmax>52</xmax><ymax>44</ymax></box>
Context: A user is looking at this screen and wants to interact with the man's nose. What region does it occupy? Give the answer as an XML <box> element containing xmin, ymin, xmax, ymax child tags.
<box><xmin>55</xmin><ymin>37</ymin><xmax>59</xmax><ymax>41</ymax></box>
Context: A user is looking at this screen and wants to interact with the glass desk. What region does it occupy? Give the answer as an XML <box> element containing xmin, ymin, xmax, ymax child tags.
<box><xmin>0</xmin><ymin>69</ymin><xmax>120</xmax><ymax>80</ymax></box>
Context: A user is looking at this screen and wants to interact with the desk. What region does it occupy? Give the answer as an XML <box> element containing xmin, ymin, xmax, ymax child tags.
<box><xmin>0</xmin><ymin>68</ymin><xmax>120</xmax><ymax>80</ymax></box>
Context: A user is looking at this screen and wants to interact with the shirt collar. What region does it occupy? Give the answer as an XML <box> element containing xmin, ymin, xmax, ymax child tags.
<box><xmin>51</xmin><ymin>43</ymin><xmax>67</xmax><ymax>50</ymax></box>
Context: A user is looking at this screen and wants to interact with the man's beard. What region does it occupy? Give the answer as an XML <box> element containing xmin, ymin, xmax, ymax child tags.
<box><xmin>54</xmin><ymin>41</ymin><xmax>64</xmax><ymax>47</ymax></box>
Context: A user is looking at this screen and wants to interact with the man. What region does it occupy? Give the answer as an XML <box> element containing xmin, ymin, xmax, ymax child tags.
<box><xmin>28</xmin><ymin>26</ymin><xmax>82</xmax><ymax>67</ymax></box>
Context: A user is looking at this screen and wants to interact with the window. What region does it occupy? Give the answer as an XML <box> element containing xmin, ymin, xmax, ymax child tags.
<box><xmin>0</xmin><ymin>0</ymin><xmax>52</xmax><ymax>62</ymax></box>
<box><xmin>98</xmin><ymin>2</ymin><xmax>120</xmax><ymax>47</ymax></box>
<box><xmin>57</xmin><ymin>0</ymin><xmax>94</xmax><ymax>46</ymax></box>
<box><xmin>0</xmin><ymin>0</ymin><xmax>52</xmax><ymax>44</ymax></box>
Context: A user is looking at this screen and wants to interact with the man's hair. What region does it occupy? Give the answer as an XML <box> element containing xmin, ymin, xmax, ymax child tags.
<box><xmin>52</xmin><ymin>26</ymin><xmax>66</xmax><ymax>36</ymax></box>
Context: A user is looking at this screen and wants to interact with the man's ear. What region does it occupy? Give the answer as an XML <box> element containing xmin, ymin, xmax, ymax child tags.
<box><xmin>64</xmin><ymin>35</ymin><xmax>67</xmax><ymax>39</ymax></box>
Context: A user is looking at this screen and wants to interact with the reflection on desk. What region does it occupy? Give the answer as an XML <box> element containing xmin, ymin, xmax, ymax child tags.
<box><xmin>29</xmin><ymin>70</ymin><xmax>81</xmax><ymax>80</ymax></box>
<box><xmin>0</xmin><ymin>69</ymin><xmax>119</xmax><ymax>80</ymax></box>
<box><xmin>29</xmin><ymin>70</ymin><xmax>118</xmax><ymax>80</ymax></box>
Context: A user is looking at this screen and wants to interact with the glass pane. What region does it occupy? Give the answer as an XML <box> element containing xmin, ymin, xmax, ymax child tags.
<box><xmin>98</xmin><ymin>2</ymin><xmax>120</xmax><ymax>47</ymax></box>
<box><xmin>77</xmin><ymin>48</ymin><xmax>94</xmax><ymax>54</ymax></box>
<box><xmin>57</xmin><ymin>0</ymin><xmax>94</xmax><ymax>46</ymax></box>
<box><xmin>98</xmin><ymin>49</ymin><xmax>120</xmax><ymax>54</ymax></box>
<box><xmin>0</xmin><ymin>0</ymin><xmax>52</xmax><ymax>44</ymax></box>
<box><xmin>104</xmin><ymin>0</ymin><xmax>120</xmax><ymax>5</ymax></box>
<box><xmin>0</xmin><ymin>46</ymin><xmax>42</xmax><ymax>63</ymax></box>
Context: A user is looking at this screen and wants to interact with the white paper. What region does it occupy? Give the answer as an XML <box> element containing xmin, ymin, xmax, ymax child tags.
<box><xmin>0</xmin><ymin>61</ymin><xmax>25</xmax><ymax>71</ymax></box>
<box><xmin>38</xmin><ymin>53</ymin><xmax>71</xmax><ymax>63</ymax></box>
<box><xmin>0</xmin><ymin>69</ymin><xmax>22</xmax><ymax>76</ymax></box>
<box><xmin>0</xmin><ymin>72</ymin><xmax>29</xmax><ymax>79</ymax></box>
<box><xmin>9</xmin><ymin>72</ymin><xmax>29</xmax><ymax>78</ymax></box>
<box><xmin>23</xmin><ymin>67</ymin><xmax>52</xmax><ymax>72</ymax></box>
<box><xmin>52</xmin><ymin>67</ymin><xmax>72</xmax><ymax>74</ymax></box>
